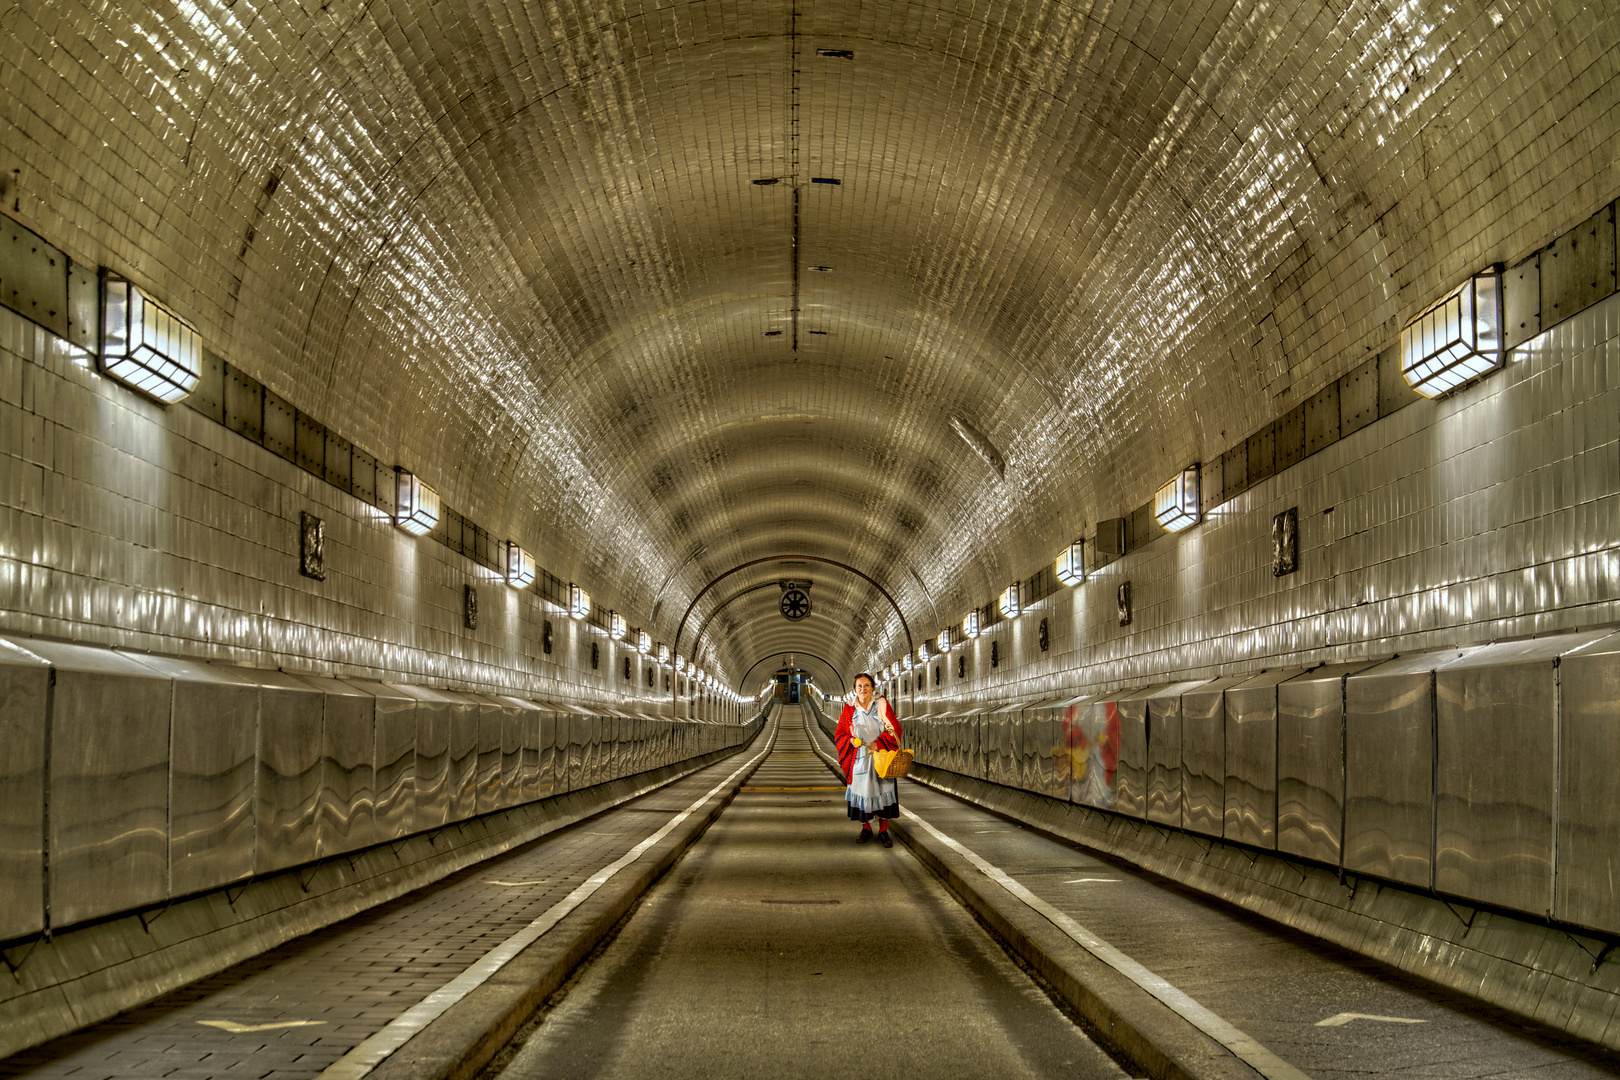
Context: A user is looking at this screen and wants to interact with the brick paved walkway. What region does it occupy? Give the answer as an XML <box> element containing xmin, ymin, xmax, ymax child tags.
<box><xmin>0</xmin><ymin>745</ymin><xmax>767</xmax><ymax>1080</ymax></box>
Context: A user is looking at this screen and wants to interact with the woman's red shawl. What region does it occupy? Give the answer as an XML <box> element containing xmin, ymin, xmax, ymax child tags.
<box><xmin>834</xmin><ymin>697</ymin><xmax>902</xmax><ymax>784</ymax></box>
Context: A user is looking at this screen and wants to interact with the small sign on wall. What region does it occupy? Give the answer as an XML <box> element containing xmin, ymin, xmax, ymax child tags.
<box><xmin>299</xmin><ymin>512</ymin><xmax>325</xmax><ymax>581</ymax></box>
<box><xmin>1118</xmin><ymin>581</ymin><xmax>1132</xmax><ymax>626</ymax></box>
<box><xmin>1273</xmin><ymin>507</ymin><xmax>1299</xmax><ymax>576</ymax></box>
<box><xmin>464</xmin><ymin>585</ymin><xmax>478</xmax><ymax>629</ymax></box>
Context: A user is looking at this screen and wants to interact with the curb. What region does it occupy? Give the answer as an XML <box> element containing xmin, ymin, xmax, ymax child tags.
<box><xmin>366</xmin><ymin>724</ymin><xmax>774</xmax><ymax>1080</ymax></box>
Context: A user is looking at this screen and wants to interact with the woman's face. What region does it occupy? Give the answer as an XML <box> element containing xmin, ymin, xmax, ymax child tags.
<box><xmin>855</xmin><ymin>677</ymin><xmax>875</xmax><ymax>707</ymax></box>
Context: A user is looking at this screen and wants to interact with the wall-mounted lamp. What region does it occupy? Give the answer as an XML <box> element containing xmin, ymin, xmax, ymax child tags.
<box><xmin>999</xmin><ymin>582</ymin><xmax>1021</xmax><ymax>619</ymax></box>
<box><xmin>609</xmin><ymin>611</ymin><xmax>626</xmax><ymax>639</ymax></box>
<box><xmin>569</xmin><ymin>583</ymin><xmax>591</xmax><ymax>620</ymax></box>
<box><xmin>637</xmin><ymin>630</ymin><xmax>652</xmax><ymax>654</ymax></box>
<box><xmin>1154</xmin><ymin>464</ymin><xmax>1201</xmax><ymax>533</ymax></box>
<box><xmin>101</xmin><ymin>277</ymin><xmax>202</xmax><ymax>404</ymax></box>
<box><xmin>395</xmin><ymin>469</ymin><xmax>441</xmax><ymax>536</ymax></box>
<box><xmin>506</xmin><ymin>542</ymin><xmax>536</xmax><ymax>589</ymax></box>
<box><xmin>1055</xmin><ymin>539</ymin><xmax>1086</xmax><ymax>586</ymax></box>
<box><xmin>917</xmin><ymin>642</ymin><xmax>930</xmax><ymax>664</ymax></box>
<box><xmin>1401</xmin><ymin>268</ymin><xmax>1502</xmax><ymax>398</ymax></box>
<box><xmin>939</xmin><ymin>627</ymin><xmax>953</xmax><ymax>651</ymax></box>
<box><xmin>657</xmin><ymin>642</ymin><xmax>669</xmax><ymax>664</ymax></box>
<box><xmin>963</xmin><ymin>609</ymin><xmax>981</xmax><ymax>639</ymax></box>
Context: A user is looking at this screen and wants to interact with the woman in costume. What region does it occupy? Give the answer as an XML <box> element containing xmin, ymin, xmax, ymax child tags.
<box><xmin>835</xmin><ymin>672</ymin><xmax>902</xmax><ymax>847</ymax></box>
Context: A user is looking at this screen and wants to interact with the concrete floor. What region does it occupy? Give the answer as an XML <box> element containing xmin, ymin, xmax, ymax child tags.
<box><xmin>485</xmin><ymin>713</ymin><xmax>1131</xmax><ymax>1080</ymax></box>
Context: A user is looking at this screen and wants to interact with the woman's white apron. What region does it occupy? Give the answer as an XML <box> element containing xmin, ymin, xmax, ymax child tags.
<box><xmin>846</xmin><ymin>703</ymin><xmax>899</xmax><ymax>813</ymax></box>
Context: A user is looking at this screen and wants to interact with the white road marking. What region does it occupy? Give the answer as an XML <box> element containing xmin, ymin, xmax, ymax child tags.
<box><xmin>485</xmin><ymin>880</ymin><xmax>550</xmax><ymax>887</ymax></box>
<box><xmin>905</xmin><ymin>809</ymin><xmax>1312</xmax><ymax>1080</ymax></box>
<box><xmin>1063</xmin><ymin>878</ymin><xmax>1119</xmax><ymax>884</ymax></box>
<box><xmin>199</xmin><ymin>1020</ymin><xmax>326</xmax><ymax>1034</ymax></box>
<box><xmin>318</xmin><ymin>725</ymin><xmax>779</xmax><ymax>1080</ymax></box>
<box><xmin>1316</xmin><ymin>1012</ymin><xmax>1426</xmax><ymax>1028</ymax></box>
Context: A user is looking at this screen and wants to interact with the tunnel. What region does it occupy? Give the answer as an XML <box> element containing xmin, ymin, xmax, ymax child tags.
<box><xmin>2</xmin><ymin>0</ymin><xmax>1620</xmax><ymax>1076</ymax></box>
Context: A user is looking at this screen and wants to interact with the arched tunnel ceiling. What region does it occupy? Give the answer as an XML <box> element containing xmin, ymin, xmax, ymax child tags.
<box><xmin>9</xmin><ymin>0</ymin><xmax>1611</xmax><ymax>682</ymax></box>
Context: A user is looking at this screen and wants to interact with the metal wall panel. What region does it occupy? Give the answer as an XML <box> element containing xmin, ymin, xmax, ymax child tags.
<box><xmin>1145</xmin><ymin>682</ymin><xmax>1207</xmax><ymax>828</ymax></box>
<box><xmin>1276</xmin><ymin>662</ymin><xmax>1378</xmax><ymax>866</ymax></box>
<box><xmin>389</xmin><ymin>684</ymin><xmax>448</xmax><ymax>829</ymax></box>
<box><xmin>1180</xmin><ymin>678</ymin><xmax>1244</xmax><ymax>837</ymax></box>
<box><xmin>1110</xmin><ymin>687</ymin><xmax>1159</xmax><ymax>820</ymax></box>
<box><xmin>352</xmin><ymin>681</ymin><xmax>415</xmax><ymax>842</ymax></box>
<box><xmin>987</xmin><ymin>713</ymin><xmax>1015</xmax><ymax>788</ymax></box>
<box><xmin>1028</xmin><ymin>703</ymin><xmax>1066</xmax><ymax>799</ymax></box>
<box><xmin>499</xmin><ymin>696</ymin><xmax>529</xmax><ymax>806</ymax></box>
<box><xmin>1224</xmin><ymin>670</ymin><xmax>1305</xmax><ymax>849</ymax></box>
<box><xmin>546</xmin><ymin>711</ymin><xmax>569</xmax><ymax>795</ymax></box>
<box><xmin>1068</xmin><ymin>701</ymin><xmax>1120</xmax><ymax>810</ymax></box>
<box><xmin>251</xmin><ymin>669</ymin><xmax>326</xmax><ymax>874</ymax></box>
<box><xmin>1434</xmin><ymin>633</ymin><xmax>1608</xmax><ymax>913</ymax></box>
<box><xmin>31</xmin><ymin>642</ymin><xmax>172</xmax><ymax>927</ymax></box>
<box><xmin>565</xmin><ymin>711</ymin><xmax>587</xmax><ymax>791</ymax></box>
<box><xmin>441</xmin><ymin>689</ymin><xmax>480</xmax><ymax>822</ymax></box>
<box><xmin>1343</xmin><ymin>651</ymin><xmax>1468</xmax><ymax>887</ymax></box>
<box><xmin>518</xmin><ymin>701</ymin><xmax>546</xmax><ymax>800</ymax></box>
<box><xmin>0</xmin><ymin>639</ymin><xmax>50</xmax><ymax>940</ymax></box>
<box><xmin>469</xmin><ymin>694</ymin><xmax>506</xmax><ymax>815</ymax></box>
<box><xmin>124</xmin><ymin>655</ymin><xmax>259</xmax><ymax>897</ymax></box>
<box><xmin>1556</xmin><ymin>632</ymin><xmax>1620</xmax><ymax>933</ymax></box>
<box><xmin>298</xmin><ymin>675</ymin><xmax>375</xmax><ymax>858</ymax></box>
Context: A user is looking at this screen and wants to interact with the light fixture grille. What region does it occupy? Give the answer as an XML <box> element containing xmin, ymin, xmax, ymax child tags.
<box><xmin>506</xmin><ymin>542</ymin><xmax>536</xmax><ymax>588</ymax></box>
<box><xmin>1055</xmin><ymin>540</ymin><xmax>1086</xmax><ymax>585</ymax></box>
<box><xmin>395</xmin><ymin>470</ymin><xmax>441</xmax><ymax>535</ymax></box>
<box><xmin>1154</xmin><ymin>464</ymin><xmax>1201</xmax><ymax>533</ymax></box>
<box><xmin>1401</xmin><ymin>270</ymin><xmax>1503</xmax><ymax>398</ymax></box>
<box><xmin>101</xmin><ymin>278</ymin><xmax>202</xmax><ymax>404</ymax></box>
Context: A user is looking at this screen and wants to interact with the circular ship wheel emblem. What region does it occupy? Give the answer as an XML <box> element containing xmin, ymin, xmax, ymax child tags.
<box><xmin>779</xmin><ymin>588</ymin><xmax>812</xmax><ymax>621</ymax></box>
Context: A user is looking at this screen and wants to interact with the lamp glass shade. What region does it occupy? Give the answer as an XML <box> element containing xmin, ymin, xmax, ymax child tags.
<box><xmin>1055</xmin><ymin>540</ymin><xmax>1085</xmax><ymax>586</ymax></box>
<box><xmin>395</xmin><ymin>470</ymin><xmax>441</xmax><ymax>536</ymax></box>
<box><xmin>1401</xmin><ymin>270</ymin><xmax>1503</xmax><ymax>398</ymax></box>
<box><xmin>101</xmin><ymin>278</ymin><xmax>202</xmax><ymax>404</ymax></box>
<box><xmin>506</xmin><ymin>543</ymin><xmax>536</xmax><ymax>588</ymax></box>
<box><xmin>1154</xmin><ymin>464</ymin><xmax>1201</xmax><ymax>533</ymax></box>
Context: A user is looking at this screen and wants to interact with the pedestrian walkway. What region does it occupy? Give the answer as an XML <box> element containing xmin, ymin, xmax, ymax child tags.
<box><xmin>0</xmin><ymin>727</ymin><xmax>776</xmax><ymax>1080</ymax></box>
<box><xmin>796</xmin><ymin>709</ymin><xmax>1620</xmax><ymax>1080</ymax></box>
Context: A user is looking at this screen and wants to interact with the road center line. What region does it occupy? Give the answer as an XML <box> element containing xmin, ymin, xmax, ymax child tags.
<box><xmin>318</xmin><ymin>724</ymin><xmax>778</xmax><ymax>1080</ymax></box>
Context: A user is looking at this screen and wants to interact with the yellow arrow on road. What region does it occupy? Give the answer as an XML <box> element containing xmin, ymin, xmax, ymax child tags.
<box><xmin>1316</xmin><ymin>1013</ymin><xmax>1425</xmax><ymax>1027</ymax></box>
<box><xmin>199</xmin><ymin>1020</ymin><xmax>326</xmax><ymax>1034</ymax></box>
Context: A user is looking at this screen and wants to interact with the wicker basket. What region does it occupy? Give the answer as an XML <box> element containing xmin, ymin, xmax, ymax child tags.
<box><xmin>872</xmin><ymin>748</ymin><xmax>914</xmax><ymax>780</ymax></box>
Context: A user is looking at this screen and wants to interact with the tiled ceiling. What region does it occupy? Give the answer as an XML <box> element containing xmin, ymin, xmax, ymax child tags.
<box><xmin>7</xmin><ymin>0</ymin><xmax>1613</xmax><ymax>681</ymax></box>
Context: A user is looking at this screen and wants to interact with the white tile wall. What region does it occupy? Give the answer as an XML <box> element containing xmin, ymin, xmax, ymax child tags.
<box><xmin>924</xmin><ymin>291</ymin><xmax>1620</xmax><ymax>704</ymax></box>
<box><xmin>0</xmin><ymin>304</ymin><xmax>730</xmax><ymax>716</ymax></box>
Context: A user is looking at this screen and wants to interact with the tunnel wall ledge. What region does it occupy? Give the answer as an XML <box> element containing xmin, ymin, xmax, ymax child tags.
<box><xmin>0</xmin><ymin>737</ymin><xmax>759</xmax><ymax>1061</ymax></box>
<box><xmin>906</xmin><ymin>761</ymin><xmax>1620</xmax><ymax>1052</ymax></box>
